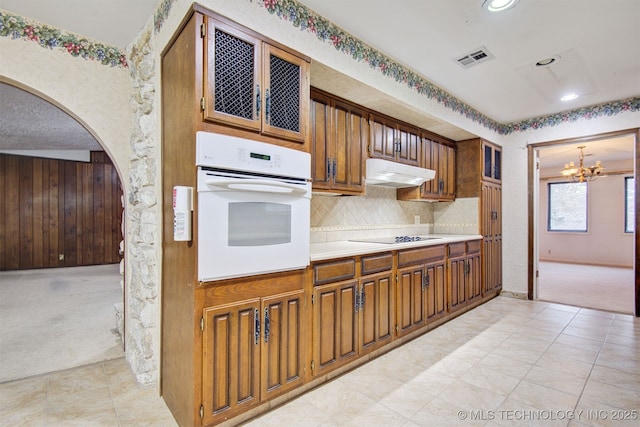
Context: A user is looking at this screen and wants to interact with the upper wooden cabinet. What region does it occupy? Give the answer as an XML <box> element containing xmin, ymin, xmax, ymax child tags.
<box><xmin>369</xmin><ymin>114</ymin><xmax>421</xmax><ymax>166</ymax></box>
<box><xmin>398</xmin><ymin>136</ymin><xmax>456</xmax><ymax>202</ymax></box>
<box><xmin>310</xmin><ymin>89</ymin><xmax>367</xmax><ymax>195</ymax></box>
<box><xmin>427</xmin><ymin>139</ymin><xmax>456</xmax><ymax>200</ymax></box>
<box><xmin>203</xmin><ymin>17</ymin><xmax>310</xmax><ymax>143</ymax></box>
<box><xmin>457</xmin><ymin>138</ymin><xmax>502</xmax><ymax>196</ymax></box>
<box><xmin>483</xmin><ymin>140</ymin><xmax>502</xmax><ymax>183</ymax></box>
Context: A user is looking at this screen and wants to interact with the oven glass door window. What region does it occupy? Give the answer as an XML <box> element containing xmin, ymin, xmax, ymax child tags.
<box><xmin>228</xmin><ymin>202</ymin><xmax>291</xmax><ymax>246</ymax></box>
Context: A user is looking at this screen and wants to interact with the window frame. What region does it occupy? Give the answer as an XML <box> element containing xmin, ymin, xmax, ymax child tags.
<box><xmin>547</xmin><ymin>181</ymin><xmax>588</xmax><ymax>232</ymax></box>
<box><xmin>625</xmin><ymin>176</ymin><xmax>635</xmax><ymax>233</ymax></box>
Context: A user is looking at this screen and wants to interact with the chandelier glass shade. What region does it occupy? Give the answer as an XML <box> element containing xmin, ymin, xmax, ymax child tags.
<box><xmin>560</xmin><ymin>146</ymin><xmax>605</xmax><ymax>183</ymax></box>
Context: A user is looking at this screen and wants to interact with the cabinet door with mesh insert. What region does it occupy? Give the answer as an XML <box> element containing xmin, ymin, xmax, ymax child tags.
<box><xmin>262</xmin><ymin>44</ymin><xmax>310</xmax><ymax>143</ymax></box>
<box><xmin>204</xmin><ymin>18</ymin><xmax>262</xmax><ymax>132</ymax></box>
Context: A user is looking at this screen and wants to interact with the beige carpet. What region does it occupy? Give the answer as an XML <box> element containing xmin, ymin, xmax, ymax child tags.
<box><xmin>0</xmin><ymin>265</ymin><xmax>124</xmax><ymax>383</ymax></box>
<box><xmin>538</xmin><ymin>261</ymin><xmax>635</xmax><ymax>314</ymax></box>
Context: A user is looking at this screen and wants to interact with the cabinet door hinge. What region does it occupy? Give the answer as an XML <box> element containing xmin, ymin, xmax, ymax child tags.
<box><xmin>367</xmin><ymin>144</ymin><xmax>371</xmax><ymax>153</ymax></box>
<box><xmin>200</xmin><ymin>23</ymin><xmax>206</xmax><ymax>38</ymax></box>
<box><xmin>311</xmin><ymin>360</ymin><xmax>315</xmax><ymax>372</ymax></box>
<box><xmin>199</xmin><ymin>404</ymin><xmax>204</xmax><ymax>419</ymax></box>
<box><xmin>395</xmin><ymin>274</ymin><xmax>398</xmax><ymax>283</ymax></box>
<box><xmin>395</xmin><ymin>325</ymin><xmax>399</xmax><ymax>335</ymax></box>
<box><xmin>311</xmin><ymin>294</ymin><xmax>315</xmax><ymax>305</ymax></box>
<box><xmin>200</xmin><ymin>97</ymin><xmax>206</xmax><ymax>111</ymax></box>
<box><xmin>200</xmin><ymin>317</ymin><xmax>204</xmax><ymax>332</ymax></box>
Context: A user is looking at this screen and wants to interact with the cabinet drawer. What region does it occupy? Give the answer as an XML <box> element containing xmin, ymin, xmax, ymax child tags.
<box><xmin>398</xmin><ymin>245</ymin><xmax>445</xmax><ymax>267</ymax></box>
<box><xmin>313</xmin><ymin>259</ymin><xmax>356</xmax><ymax>285</ymax></box>
<box><xmin>467</xmin><ymin>240</ymin><xmax>481</xmax><ymax>254</ymax></box>
<box><xmin>361</xmin><ymin>253</ymin><xmax>393</xmax><ymax>275</ymax></box>
<box><xmin>448</xmin><ymin>242</ymin><xmax>466</xmax><ymax>258</ymax></box>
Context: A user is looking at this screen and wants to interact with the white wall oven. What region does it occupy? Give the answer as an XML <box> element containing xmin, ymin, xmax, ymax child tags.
<box><xmin>195</xmin><ymin>132</ymin><xmax>311</xmax><ymax>282</ymax></box>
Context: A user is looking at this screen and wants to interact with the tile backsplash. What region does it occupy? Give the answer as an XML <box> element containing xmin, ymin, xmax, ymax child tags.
<box><xmin>310</xmin><ymin>185</ymin><xmax>479</xmax><ymax>243</ymax></box>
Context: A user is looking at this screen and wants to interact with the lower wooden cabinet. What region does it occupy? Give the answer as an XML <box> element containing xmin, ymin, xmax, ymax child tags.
<box><xmin>261</xmin><ymin>291</ymin><xmax>305</xmax><ymax>399</ymax></box>
<box><xmin>311</xmin><ymin>253</ymin><xmax>394</xmax><ymax>375</ymax></box>
<box><xmin>184</xmin><ymin>240</ymin><xmax>491</xmax><ymax>425</ymax></box>
<box><xmin>396</xmin><ymin>245</ymin><xmax>447</xmax><ymax>337</ymax></box>
<box><xmin>448</xmin><ymin>241</ymin><xmax>481</xmax><ymax>313</ymax></box>
<box><xmin>425</xmin><ymin>259</ymin><xmax>447</xmax><ymax>321</ymax></box>
<box><xmin>483</xmin><ymin>237</ymin><xmax>502</xmax><ymax>295</ymax></box>
<box><xmin>312</xmin><ymin>278</ymin><xmax>359</xmax><ymax>375</ymax></box>
<box><xmin>396</xmin><ymin>264</ymin><xmax>427</xmax><ymax>337</ymax></box>
<box><xmin>201</xmin><ymin>289</ymin><xmax>305</xmax><ymax>425</ymax></box>
<box><xmin>202</xmin><ymin>300</ymin><xmax>261</xmax><ymax>424</ymax></box>
<box><xmin>359</xmin><ymin>269</ymin><xmax>394</xmax><ymax>354</ymax></box>
<box><xmin>466</xmin><ymin>243</ymin><xmax>482</xmax><ymax>304</ymax></box>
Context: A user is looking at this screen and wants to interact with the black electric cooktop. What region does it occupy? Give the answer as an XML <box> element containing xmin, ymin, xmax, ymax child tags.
<box><xmin>349</xmin><ymin>235</ymin><xmax>442</xmax><ymax>244</ymax></box>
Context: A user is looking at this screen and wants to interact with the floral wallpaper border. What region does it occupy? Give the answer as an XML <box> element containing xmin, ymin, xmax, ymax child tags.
<box><xmin>2</xmin><ymin>1</ymin><xmax>639</xmax><ymax>135</ymax></box>
<box><xmin>253</xmin><ymin>0</ymin><xmax>639</xmax><ymax>135</ymax></box>
<box><xmin>260</xmin><ymin>0</ymin><xmax>504</xmax><ymax>133</ymax></box>
<box><xmin>0</xmin><ymin>10</ymin><xmax>128</xmax><ymax>68</ymax></box>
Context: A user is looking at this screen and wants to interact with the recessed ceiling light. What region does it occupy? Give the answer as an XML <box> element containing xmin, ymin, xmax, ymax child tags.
<box><xmin>535</xmin><ymin>57</ymin><xmax>558</xmax><ymax>67</ymax></box>
<box><xmin>561</xmin><ymin>93</ymin><xmax>579</xmax><ymax>101</ymax></box>
<box><xmin>482</xmin><ymin>0</ymin><xmax>520</xmax><ymax>12</ymax></box>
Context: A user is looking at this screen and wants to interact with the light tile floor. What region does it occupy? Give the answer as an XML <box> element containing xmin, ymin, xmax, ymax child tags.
<box><xmin>1</xmin><ymin>296</ymin><xmax>638</xmax><ymax>427</ymax></box>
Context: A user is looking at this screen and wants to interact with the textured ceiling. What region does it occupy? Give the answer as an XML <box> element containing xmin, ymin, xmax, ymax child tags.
<box><xmin>0</xmin><ymin>83</ymin><xmax>102</xmax><ymax>150</ymax></box>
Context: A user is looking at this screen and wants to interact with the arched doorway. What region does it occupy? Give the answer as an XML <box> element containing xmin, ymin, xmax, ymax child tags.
<box><xmin>0</xmin><ymin>82</ymin><xmax>127</xmax><ymax>381</ymax></box>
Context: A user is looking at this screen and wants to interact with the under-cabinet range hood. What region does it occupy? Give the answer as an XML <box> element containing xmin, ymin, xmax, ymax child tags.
<box><xmin>365</xmin><ymin>158</ymin><xmax>435</xmax><ymax>188</ymax></box>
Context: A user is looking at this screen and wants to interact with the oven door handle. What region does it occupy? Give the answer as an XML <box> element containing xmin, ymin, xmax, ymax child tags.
<box><xmin>205</xmin><ymin>179</ymin><xmax>308</xmax><ymax>195</ymax></box>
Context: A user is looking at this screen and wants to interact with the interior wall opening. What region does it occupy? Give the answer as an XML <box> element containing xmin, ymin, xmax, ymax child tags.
<box><xmin>529</xmin><ymin>130</ymin><xmax>638</xmax><ymax>316</ymax></box>
<box><xmin>0</xmin><ymin>82</ymin><xmax>126</xmax><ymax>382</ymax></box>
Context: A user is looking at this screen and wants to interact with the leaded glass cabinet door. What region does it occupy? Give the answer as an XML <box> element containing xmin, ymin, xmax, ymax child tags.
<box><xmin>204</xmin><ymin>18</ymin><xmax>262</xmax><ymax>132</ymax></box>
<box><xmin>261</xmin><ymin>44</ymin><xmax>309</xmax><ymax>143</ymax></box>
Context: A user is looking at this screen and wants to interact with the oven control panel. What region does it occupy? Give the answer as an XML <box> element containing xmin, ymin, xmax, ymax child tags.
<box><xmin>195</xmin><ymin>131</ymin><xmax>309</xmax><ymax>179</ymax></box>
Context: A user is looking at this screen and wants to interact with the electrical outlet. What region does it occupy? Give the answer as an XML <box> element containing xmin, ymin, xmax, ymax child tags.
<box><xmin>414</xmin><ymin>215</ymin><xmax>420</xmax><ymax>224</ymax></box>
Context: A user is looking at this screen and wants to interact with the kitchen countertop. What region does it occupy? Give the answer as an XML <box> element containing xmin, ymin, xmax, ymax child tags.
<box><xmin>310</xmin><ymin>234</ymin><xmax>483</xmax><ymax>262</ymax></box>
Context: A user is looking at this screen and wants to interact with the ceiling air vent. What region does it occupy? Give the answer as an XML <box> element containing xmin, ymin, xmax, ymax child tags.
<box><xmin>455</xmin><ymin>46</ymin><xmax>494</xmax><ymax>69</ymax></box>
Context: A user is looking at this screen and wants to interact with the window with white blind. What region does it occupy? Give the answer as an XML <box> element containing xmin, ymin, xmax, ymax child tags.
<box><xmin>625</xmin><ymin>177</ymin><xmax>635</xmax><ymax>233</ymax></box>
<box><xmin>548</xmin><ymin>182</ymin><xmax>588</xmax><ymax>232</ymax></box>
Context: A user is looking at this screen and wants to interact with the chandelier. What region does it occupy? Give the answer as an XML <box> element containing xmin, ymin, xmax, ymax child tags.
<box><xmin>560</xmin><ymin>146</ymin><xmax>605</xmax><ymax>182</ymax></box>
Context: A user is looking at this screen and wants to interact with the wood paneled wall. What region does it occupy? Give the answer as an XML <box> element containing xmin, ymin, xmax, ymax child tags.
<box><xmin>0</xmin><ymin>153</ymin><xmax>123</xmax><ymax>270</ymax></box>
